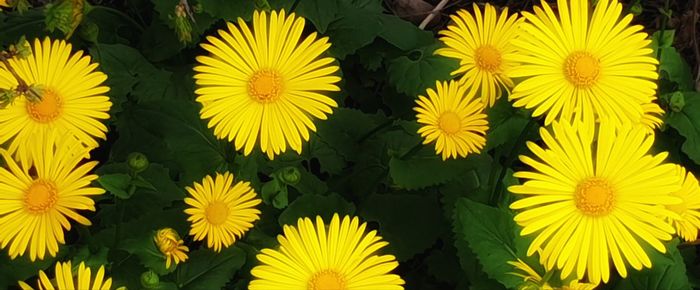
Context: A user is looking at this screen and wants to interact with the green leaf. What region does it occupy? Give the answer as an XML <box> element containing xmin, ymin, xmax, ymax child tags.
<box><xmin>315</xmin><ymin>108</ymin><xmax>386</xmax><ymax>160</ymax></box>
<box><xmin>665</xmin><ymin>92</ymin><xmax>700</xmax><ymax>164</ymax></box>
<box><xmin>198</xmin><ymin>0</ymin><xmax>255</xmax><ymax>21</ymax></box>
<box><xmin>296</xmin><ymin>0</ymin><xmax>339</xmax><ymax>33</ymax></box>
<box><xmin>453</xmin><ymin>198</ymin><xmax>521</xmax><ymax>288</ymax></box>
<box><xmin>387</xmin><ymin>43</ymin><xmax>459</xmax><ymax>96</ymax></box>
<box><xmin>97</xmin><ymin>173</ymin><xmax>132</xmax><ymax>199</ymax></box>
<box><xmin>378</xmin><ymin>14</ymin><xmax>433</xmax><ymax>51</ymax></box>
<box><xmin>325</xmin><ymin>4</ymin><xmax>381</xmax><ymax>58</ymax></box>
<box><xmin>0</xmin><ymin>254</ymin><xmax>58</xmax><ymax>288</ymax></box>
<box><xmin>389</xmin><ymin>150</ymin><xmax>473</xmax><ymax>190</ymax></box>
<box><xmin>613</xmin><ymin>239</ymin><xmax>691</xmax><ymax>290</ymax></box>
<box><xmin>485</xmin><ymin>98</ymin><xmax>532</xmax><ymax>150</ymax></box>
<box><xmin>175</xmin><ymin>246</ymin><xmax>247</xmax><ymax>290</ymax></box>
<box><xmin>659</xmin><ymin>47</ymin><xmax>694</xmax><ymax>91</ymax></box>
<box><xmin>121</xmin><ymin>233</ymin><xmax>173</xmax><ymax>275</ymax></box>
<box><xmin>359</xmin><ymin>193</ymin><xmax>445</xmax><ymax>261</ymax></box>
<box><xmin>278</xmin><ymin>193</ymin><xmax>356</xmax><ymax>226</ymax></box>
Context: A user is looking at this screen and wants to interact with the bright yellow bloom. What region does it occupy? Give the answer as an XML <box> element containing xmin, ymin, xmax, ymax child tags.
<box><xmin>249</xmin><ymin>214</ymin><xmax>405</xmax><ymax>290</ymax></box>
<box><xmin>666</xmin><ymin>166</ymin><xmax>700</xmax><ymax>242</ymax></box>
<box><xmin>18</xmin><ymin>261</ymin><xmax>112</xmax><ymax>290</ymax></box>
<box><xmin>508</xmin><ymin>259</ymin><xmax>597</xmax><ymax>290</ymax></box>
<box><xmin>154</xmin><ymin>227</ymin><xmax>189</xmax><ymax>269</ymax></box>
<box><xmin>0</xmin><ymin>38</ymin><xmax>111</xmax><ymax>167</ymax></box>
<box><xmin>194</xmin><ymin>10</ymin><xmax>340</xmax><ymax>159</ymax></box>
<box><xmin>508</xmin><ymin>0</ymin><xmax>658</xmax><ymax>128</ymax></box>
<box><xmin>639</xmin><ymin>102</ymin><xmax>664</xmax><ymax>134</ymax></box>
<box><xmin>0</xmin><ymin>0</ymin><xmax>8</xmax><ymax>8</ymax></box>
<box><xmin>184</xmin><ymin>172</ymin><xmax>261</xmax><ymax>252</ymax></box>
<box><xmin>0</xmin><ymin>132</ymin><xmax>104</xmax><ymax>261</ymax></box>
<box><xmin>436</xmin><ymin>3</ymin><xmax>521</xmax><ymax>107</ymax></box>
<box><xmin>509</xmin><ymin>122</ymin><xmax>682</xmax><ymax>284</ymax></box>
<box><xmin>414</xmin><ymin>80</ymin><xmax>488</xmax><ymax>160</ymax></box>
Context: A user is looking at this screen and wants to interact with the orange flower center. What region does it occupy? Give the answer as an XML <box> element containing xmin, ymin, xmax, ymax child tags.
<box><xmin>248</xmin><ymin>69</ymin><xmax>283</xmax><ymax>103</ymax></box>
<box><xmin>438</xmin><ymin>111</ymin><xmax>461</xmax><ymax>134</ymax></box>
<box><xmin>308</xmin><ymin>270</ymin><xmax>346</xmax><ymax>290</ymax></box>
<box><xmin>205</xmin><ymin>201</ymin><xmax>229</xmax><ymax>225</ymax></box>
<box><xmin>575</xmin><ymin>178</ymin><xmax>615</xmax><ymax>216</ymax></box>
<box><xmin>474</xmin><ymin>45</ymin><xmax>502</xmax><ymax>72</ymax></box>
<box><xmin>24</xmin><ymin>180</ymin><xmax>58</xmax><ymax>214</ymax></box>
<box><xmin>564</xmin><ymin>52</ymin><xmax>600</xmax><ymax>88</ymax></box>
<box><xmin>26</xmin><ymin>88</ymin><xmax>63</xmax><ymax>123</ymax></box>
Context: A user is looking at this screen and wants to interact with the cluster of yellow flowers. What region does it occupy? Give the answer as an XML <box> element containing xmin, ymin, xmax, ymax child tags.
<box><xmin>0</xmin><ymin>0</ymin><xmax>698</xmax><ymax>289</ymax></box>
<box><xmin>419</xmin><ymin>0</ymin><xmax>700</xmax><ymax>289</ymax></box>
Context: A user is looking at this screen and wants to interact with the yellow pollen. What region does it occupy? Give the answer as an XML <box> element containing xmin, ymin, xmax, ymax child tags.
<box><xmin>205</xmin><ymin>201</ymin><xmax>229</xmax><ymax>225</ymax></box>
<box><xmin>575</xmin><ymin>178</ymin><xmax>615</xmax><ymax>216</ymax></box>
<box><xmin>308</xmin><ymin>270</ymin><xmax>346</xmax><ymax>290</ymax></box>
<box><xmin>24</xmin><ymin>180</ymin><xmax>58</xmax><ymax>214</ymax></box>
<box><xmin>564</xmin><ymin>52</ymin><xmax>600</xmax><ymax>88</ymax></box>
<box><xmin>248</xmin><ymin>69</ymin><xmax>283</xmax><ymax>103</ymax></box>
<box><xmin>26</xmin><ymin>88</ymin><xmax>63</xmax><ymax>123</ymax></box>
<box><xmin>438</xmin><ymin>111</ymin><xmax>462</xmax><ymax>134</ymax></box>
<box><xmin>474</xmin><ymin>45</ymin><xmax>502</xmax><ymax>72</ymax></box>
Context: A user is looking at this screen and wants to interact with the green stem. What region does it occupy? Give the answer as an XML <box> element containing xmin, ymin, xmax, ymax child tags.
<box><xmin>358</xmin><ymin>118</ymin><xmax>396</xmax><ymax>143</ymax></box>
<box><xmin>655</xmin><ymin>0</ymin><xmax>671</xmax><ymax>62</ymax></box>
<box><xmin>489</xmin><ymin>119</ymin><xmax>536</xmax><ymax>206</ymax></box>
<box><xmin>399</xmin><ymin>141</ymin><xmax>424</xmax><ymax>160</ymax></box>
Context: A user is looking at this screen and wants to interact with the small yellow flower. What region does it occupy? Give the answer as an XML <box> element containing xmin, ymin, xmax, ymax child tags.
<box><xmin>184</xmin><ymin>172</ymin><xmax>262</xmax><ymax>252</ymax></box>
<box><xmin>414</xmin><ymin>80</ymin><xmax>488</xmax><ymax>160</ymax></box>
<box><xmin>154</xmin><ymin>228</ymin><xmax>189</xmax><ymax>269</ymax></box>
<box><xmin>18</xmin><ymin>261</ymin><xmax>112</xmax><ymax>290</ymax></box>
<box><xmin>666</xmin><ymin>166</ymin><xmax>700</xmax><ymax>242</ymax></box>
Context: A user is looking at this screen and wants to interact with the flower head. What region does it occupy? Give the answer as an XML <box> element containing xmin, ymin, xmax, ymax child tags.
<box><xmin>154</xmin><ymin>227</ymin><xmax>189</xmax><ymax>269</ymax></box>
<box><xmin>249</xmin><ymin>214</ymin><xmax>405</xmax><ymax>290</ymax></box>
<box><xmin>414</xmin><ymin>80</ymin><xmax>488</xmax><ymax>160</ymax></box>
<box><xmin>0</xmin><ymin>38</ymin><xmax>111</xmax><ymax>167</ymax></box>
<box><xmin>509</xmin><ymin>122</ymin><xmax>682</xmax><ymax>284</ymax></box>
<box><xmin>0</xmin><ymin>132</ymin><xmax>104</xmax><ymax>261</ymax></box>
<box><xmin>508</xmin><ymin>0</ymin><xmax>658</xmax><ymax>128</ymax></box>
<box><xmin>184</xmin><ymin>172</ymin><xmax>261</xmax><ymax>252</ymax></box>
<box><xmin>666</xmin><ymin>166</ymin><xmax>700</xmax><ymax>242</ymax></box>
<box><xmin>194</xmin><ymin>10</ymin><xmax>340</xmax><ymax>159</ymax></box>
<box><xmin>18</xmin><ymin>261</ymin><xmax>112</xmax><ymax>290</ymax></box>
<box><xmin>436</xmin><ymin>3</ymin><xmax>522</xmax><ymax>107</ymax></box>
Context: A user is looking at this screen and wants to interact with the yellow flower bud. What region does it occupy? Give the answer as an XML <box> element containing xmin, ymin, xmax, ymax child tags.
<box><xmin>154</xmin><ymin>228</ymin><xmax>189</xmax><ymax>269</ymax></box>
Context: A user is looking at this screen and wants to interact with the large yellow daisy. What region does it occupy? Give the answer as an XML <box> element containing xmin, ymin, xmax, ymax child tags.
<box><xmin>184</xmin><ymin>172</ymin><xmax>261</xmax><ymax>252</ymax></box>
<box><xmin>0</xmin><ymin>38</ymin><xmax>112</xmax><ymax>167</ymax></box>
<box><xmin>194</xmin><ymin>10</ymin><xmax>340</xmax><ymax>159</ymax></box>
<box><xmin>509</xmin><ymin>121</ymin><xmax>682</xmax><ymax>284</ymax></box>
<box><xmin>0</xmin><ymin>132</ymin><xmax>104</xmax><ymax>261</ymax></box>
<box><xmin>666</xmin><ymin>166</ymin><xmax>700</xmax><ymax>242</ymax></box>
<box><xmin>249</xmin><ymin>214</ymin><xmax>405</xmax><ymax>290</ymax></box>
<box><xmin>508</xmin><ymin>0</ymin><xmax>658</xmax><ymax>127</ymax></box>
<box><xmin>414</xmin><ymin>80</ymin><xmax>488</xmax><ymax>160</ymax></box>
<box><xmin>436</xmin><ymin>3</ymin><xmax>521</xmax><ymax>107</ymax></box>
<box><xmin>18</xmin><ymin>261</ymin><xmax>112</xmax><ymax>290</ymax></box>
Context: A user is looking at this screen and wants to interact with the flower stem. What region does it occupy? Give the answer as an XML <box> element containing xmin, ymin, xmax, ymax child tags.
<box><xmin>489</xmin><ymin>118</ymin><xmax>536</xmax><ymax>206</ymax></box>
<box><xmin>0</xmin><ymin>50</ymin><xmax>42</xmax><ymax>102</ymax></box>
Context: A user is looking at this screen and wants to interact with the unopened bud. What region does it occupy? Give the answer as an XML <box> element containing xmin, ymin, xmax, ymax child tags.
<box><xmin>173</xmin><ymin>3</ymin><xmax>193</xmax><ymax>44</ymax></box>
<box><xmin>140</xmin><ymin>270</ymin><xmax>160</xmax><ymax>289</ymax></box>
<box><xmin>278</xmin><ymin>166</ymin><xmax>301</xmax><ymax>185</ymax></box>
<box><xmin>127</xmin><ymin>152</ymin><xmax>149</xmax><ymax>173</ymax></box>
<box><xmin>670</xmin><ymin>91</ymin><xmax>685</xmax><ymax>112</ymax></box>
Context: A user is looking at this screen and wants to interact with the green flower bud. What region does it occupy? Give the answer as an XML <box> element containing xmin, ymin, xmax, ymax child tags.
<box><xmin>79</xmin><ymin>20</ymin><xmax>99</xmax><ymax>43</ymax></box>
<box><xmin>629</xmin><ymin>3</ymin><xmax>643</xmax><ymax>15</ymax></box>
<box><xmin>140</xmin><ymin>270</ymin><xmax>160</xmax><ymax>289</ymax></box>
<box><xmin>13</xmin><ymin>36</ymin><xmax>32</xmax><ymax>59</ymax></box>
<box><xmin>172</xmin><ymin>3</ymin><xmax>193</xmax><ymax>44</ymax></box>
<box><xmin>127</xmin><ymin>152</ymin><xmax>150</xmax><ymax>173</ymax></box>
<box><xmin>0</xmin><ymin>88</ymin><xmax>19</xmax><ymax>109</ymax></box>
<box><xmin>278</xmin><ymin>166</ymin><xmax>301</xmax><ymax>185</ymax></box>
<box><xmin>670</xmin><ymin>91</ymin><xmax>685</xmax><ymax>112</ymax></box>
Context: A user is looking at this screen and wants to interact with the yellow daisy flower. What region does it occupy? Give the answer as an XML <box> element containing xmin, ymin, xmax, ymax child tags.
<box><xmin>414</xmin><ymin>80</ymin><xmax>488</xmax><ymax>160</ymax></box>
<box><xmin>194</xmin><ymin>10</ymin><xmax>340</xmax><ymax>159</ymax></box>
<box><xmin>0</xmin><ymin>0</ymin><xmax>8</xmax><ymax>8</ymax></box>
<box><xmin>0</xmin><ymin>38</ymin><xmax>112</xmax><ymax>167</ymax></box>
<box><xmin>508</xmin><ymin>258</ymin><xmax>597</xmax><ymax>290</ymax></box>
<box><xmin>154</xmin><ymin>227</ymin><xmax>189</xmax><ymax>269</ymax></box>
<box><xmin>666</xmin><ymin>166</ymin><xmax>700</xmax><ymax>242</ymax></box>
<box><xmin>249</xmin><ymin>214</ymin><xmax>405</xmax><ymax>290</ymax></box>
<box><xmin>0</xmin><ymin>132</ymin><xmax>104</xmax><ymax>261</ymax></box>
<box><xmin>509</xmin><ymin>0</ymin><xmax>658</xmax><ymax>128</ymax></box>
<box><xmin>184</xmin><ymin>172</ymin><xmax>261</xmax><ymax>252</ymax></box>
<box><xmin>436</xmin><ymin>3</ymin><xmax>522</xmax><ymax>107</ymax></box>
<box><xmin>18</xmin><ymin>261</ymin><xmax>112</xmax><ymax>290</ymax></box>
<box><xmin>509</xmin><ymin>121</ymin><xmax>682</xmax><ymax>284</ymax></box>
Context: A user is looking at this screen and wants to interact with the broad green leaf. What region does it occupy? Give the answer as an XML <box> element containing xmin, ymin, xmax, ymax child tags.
<box><xmin>296</xmin><ymin>0</ymin><xmax>339</xmax><ymax>33</ymax></box>
<box><xmin>389</xmin><ymin>148</ymin><xmax>473</xmax><ymax>190</ymax></box>
<box><xmin>315</xmin><ymin>108</ymin><xmax>386</xmax><ymax>160</ymax></box>
<box><xmin>325</xmin><ymin>4</ymin><xmax>381</xmax><ymax>58</ymax></box>
<box><xmin>198</xmin><ymin>0</ymin><xmax>255</xmax><ymax>21</ymax></box>
<box><xmin>659</xmin><ymin>47</ymin><xmax>694</xmax><ymax>91</ymax></box>
<box><xmin>453</xmin><ymin>198</ymin><xmax>521</xmax><ymax>288</ymax></box>
<box><xmin>278</xmin><ymin>193</ymin><xmax>356</xmax><ymax>226</ymax></box>
<box><xmin>613</xmin><ymin>239</ymin><xmax>691</xmax><ymax>290</ymax></box>
<box><xmin>121</xmin><ymin>233</ymin><xmax>173</xmax><ymax>275</ymax></box>
<box><xmin>359</xmin><ymin>193</ymin><xmax>445</xmax><ymax>261</ymax></box>
<box><xmin>379</xmin><ymin>14</ymin><xmax>433</xmax><ymax>51</ymax></box>
<box><xmin>485</xmin><ymin>98</ymin><xmax>532</xmax><ymax>150</ymax></box>
<box><xmin>0</xmin><ymin>10</ymin><xmax>47</xmax><ymax>47</ymax></box>
<box><xmin>0</xmin><ymin>254</ymin><xmax>58</xmax><ymax>289</ymax></box>
<box><xmin>175</xmin><ymin>246</ymin><xmax>246</xmax><ymax>290</ymax></box>
<box><xmin>97</xmin><ymin>173</ymin><xmax>132</xmax><ymax>199</ymax></box>
<box><xmin>666</xmin><ymin>92</ymin><xmax>700</xmax><ymax>164</ymax></box>
<box><xmin>387</xmin><ymin>43</ymin><xmax>459</xmax><ymax>96</ymax></box>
